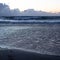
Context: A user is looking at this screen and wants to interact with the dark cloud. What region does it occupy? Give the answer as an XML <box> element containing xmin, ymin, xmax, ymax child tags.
<box><xmin>0</xmin><ymin>3</ymin><xmax>60</xmax><ymax>16</ymax></box>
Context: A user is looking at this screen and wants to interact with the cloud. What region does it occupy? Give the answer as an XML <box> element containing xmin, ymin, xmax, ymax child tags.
<box><xmin>0</xmin><ymin>3</ymin><xmax>20</xmax><ymax>16</ymax></box>
<box><xmin>0</xmin><ymin>3</ymin><xmax>60</xmax><ymax>16</ymax></box>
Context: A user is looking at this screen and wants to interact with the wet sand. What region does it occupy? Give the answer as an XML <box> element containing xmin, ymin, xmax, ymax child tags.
<box><xmin>0</xmin><ymin>49</ymin><xmax>60</xmax><ymax>60</ymax></box>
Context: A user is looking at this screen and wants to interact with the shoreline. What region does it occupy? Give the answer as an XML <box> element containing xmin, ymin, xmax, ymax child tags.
<box><xmin>0</xmin><ymin>48</ymin><xmax>60</xmax><ymax>60</ymax></box>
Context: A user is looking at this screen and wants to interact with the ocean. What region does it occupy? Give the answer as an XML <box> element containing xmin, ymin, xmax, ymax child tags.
<box><xmin>0</xmin><ymin>16</ymin><xmax>60</xmax><ymax>56</ymax></box>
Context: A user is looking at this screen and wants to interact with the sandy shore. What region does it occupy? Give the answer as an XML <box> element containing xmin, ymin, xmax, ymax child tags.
<box><xmin>0</xmin><ymin>49</ymin><xmax>60</xmax><ymax>60</ymax></box>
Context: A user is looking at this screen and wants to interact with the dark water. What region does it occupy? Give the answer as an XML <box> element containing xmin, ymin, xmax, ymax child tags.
<box><xmin>1</xmin><ymin>16</ymin><xmax>60</xmax><ymax>20</ymax></box>
<box><xmin>0</xmin><ymin>16</ymin><xmax>60</xmax><ymax>24</ymax></box>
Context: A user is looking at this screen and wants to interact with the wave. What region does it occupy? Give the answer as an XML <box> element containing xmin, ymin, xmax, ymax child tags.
<box><xmin>0</xmin><ymin>19</ymin><xmax>60</xmax><ymax>24</ymax></box>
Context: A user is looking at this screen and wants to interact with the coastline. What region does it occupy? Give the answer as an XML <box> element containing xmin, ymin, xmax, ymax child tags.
<box><xmin>0</xmin><ymin>48</ymin><xmax>60</xmax><ymax>60</ymax></box>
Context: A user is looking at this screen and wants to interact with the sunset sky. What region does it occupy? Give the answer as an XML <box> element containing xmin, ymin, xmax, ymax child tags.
<box><xmin>0</xmin><ymin>0</ymin><xmax>60</xmax><ymax>13</ymax></box>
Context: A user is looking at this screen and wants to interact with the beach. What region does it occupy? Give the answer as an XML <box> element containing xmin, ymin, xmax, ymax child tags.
<box><xmin>0</xmin><ymin>49</ymin><xmax>60</xmax><ymax>60</ymax></box>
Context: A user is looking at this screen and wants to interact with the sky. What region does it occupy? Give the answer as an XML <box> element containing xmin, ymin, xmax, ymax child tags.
<box><xmin>0</xmin><ymin>0</ymin><xmax>60</xmax><ymax>13</ymax></box>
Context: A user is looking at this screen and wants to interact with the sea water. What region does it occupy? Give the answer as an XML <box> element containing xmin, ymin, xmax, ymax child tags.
<box><xmin>0</xmin><ymin>18</ymin><xmax>60</xmax><ymax>56</ymax></box>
